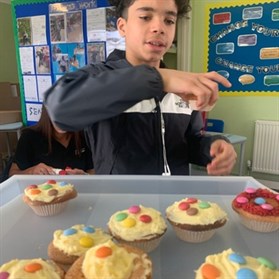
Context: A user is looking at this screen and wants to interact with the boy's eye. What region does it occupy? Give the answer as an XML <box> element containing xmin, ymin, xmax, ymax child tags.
<box><xmin>165</xmin><ymin>19</ymin><xmax>175</xmax><ymax>25</ymax></box>
<box><xmin>139</xmin><ymin>16</ymin><xmax>151</xmax><ymax>21</ymax></box>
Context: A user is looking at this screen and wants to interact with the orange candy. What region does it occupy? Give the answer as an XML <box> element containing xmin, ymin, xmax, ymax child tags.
<box><xmin>201</xmin><ymin>263</ymin><xmax>221</xmax><ymax>279</ymax></box>
<box><xmin>29</xmin><ymin>189</ymin><xmax>41</xmax><ymax>195</ymax></box>
<box><xmin>95</xmin><ymin>246</ymin><xmax>112</xmax><ymax>258</ymax></box>
<box><xmin>24</xmin><ymin>262</ymin><xmax>43</xmax><ymax>273</ymax></box>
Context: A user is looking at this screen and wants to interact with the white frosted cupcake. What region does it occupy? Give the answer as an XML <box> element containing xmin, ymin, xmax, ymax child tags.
<box><xmin>0</xmin><ymin>258</ymin><xmax>65</xmax><ymax>278</ymax></box>
<box><xmin>195</xmin><ymin>248</ymin><xmax>279</xmax><ymax>278</ymax></box>
<box><xmin>48</xmin><ymin>224</ymin><xmax>112</xmax><ymax>269</ymax></box>
<box><xmin>166</xmin><ymin>197</ymin><xmax>227</xmax><ymax>243</ymax></box>
<box><xmin>65</xmin><ymin>240</ymin><xmax>152</xmax><ymax>279</ymax></box>
<box><xmin>22</xmin><ymin>180</ymin><xmax>77</xmax><ymax>216</ymax></box>
<box><xmin>108</xmin><ymin>205</ymin><xmax>167</xmax><ymax>253</ymax></box>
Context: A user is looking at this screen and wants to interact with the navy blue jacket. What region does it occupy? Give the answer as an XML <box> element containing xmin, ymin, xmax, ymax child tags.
<box><xmin>45</xmin><ymin>49</ymin><xmax>227</xmax><ymax>175</ymax></box>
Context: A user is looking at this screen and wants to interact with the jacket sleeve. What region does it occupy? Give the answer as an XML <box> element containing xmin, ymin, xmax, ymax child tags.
<box><xmin>187</xmin><ymin>111</ymin><xmax>231</xmax><ymax>166</ymax></box>
<box><xmin>44</xmin><ymin>64</ymin><xmax>164</xmax><ymax>131</ymax></box>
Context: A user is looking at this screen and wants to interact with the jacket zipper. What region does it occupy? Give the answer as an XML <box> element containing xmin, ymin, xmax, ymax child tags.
<box><xmin>155</xmin><ymin>97</ymin><xmax>171</xmax><ymax>176</ymax></box>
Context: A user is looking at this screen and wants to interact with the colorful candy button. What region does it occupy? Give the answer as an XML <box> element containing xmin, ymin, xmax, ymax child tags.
<box><xmin>48</xmin><ymin>189</ymin><xmax>58</xmax><ymax>196</ymax></box>
<box><xmin>236</xmin><ymin>196</ymin><xmax>248</xmax><ymax>204</ymax></box>
<box><xmin>115</xmin><ymin>212</ymin><xmax>128</xmax><ymax>222</ymax></box>
<box><xmin>41</xmin><ymin>184</ymin><xmax>52</xmax><ymax>190</ymax></box>
<box><xmin>257</xmin><ymin>257</ymin><xmax>277</xmax><ymax>270</ymax></box>
<box><xmin>0</xmin><ymin>272</ymin><xmax>9</xmax><ymax>279</ymax></box>
<box><xmin>199</xmin><ymin>201</ymin><xmax>211</xmax><ymax>209</ymax></box>
<box><xmin>95</xmin><ymin>246</ymin><xmax>112</xmax><ymax>258</ymax></box>
<box><xmin>276</xmin><ymin>195</ymin><xmax>279</xmax><ymax>201</ymax></box>
<box><xmin>59</xmin><ymin>170</ymin><xmax>67</xmax><ymax>175</ymax></box>
<box><xmin>245</xmin><ymin>187</ymin><xmax>256</xmax><ymax>194</ymax></box>
<box><xmin>201</xmin><ymin>263</ymin><xmax>221</xmax><ymax>279</ymax></box>
<box><xmin>261</xmin><ymin>204</ymin><xmax>273</xmax><ymax>210</ymax></box>
<box><xmin>139</xmin><ymin>214</ymin><xmax>152</xmax><ymax>223</ymax></box>
<box><xmin>83</xmin><ymin>226</ymin><xmax>95</xmax><ymax>233</ymax></box>
<box><xmin>122</xmin><ymin>217</ymin><xmax>136</xmax><ymax>228</ymax></box>
<box><xmin>236</xmin><ymin>268</ymin><xmax>257</xmax><ymax>279</ymax></box>
<box><xmin>26</xmin><ymin>185</ymin><xmax>38</xmax><ymax>190</ymax></box>
<box><xmin>187</xmin><ymin>197</ymin><xmax>198</xmax><ymax>204</ymax></box>
<box><xmin>24</xmin><ymin>262</ymin><xmax>43</xmax><ymax>273</ymax></box>
<box><xmin>178</xmin><ymin>202</ymin><xmax>190</xmax><ymax>211</ymax></box>
<box><xmin>63</xmin><ymin>228</ymin><xmax>77</xmax><ymax>236</ymax></box>
<box><xmin>128</xmin><ymin>205</ymin><xmax>141</xmax><ymax>214</ymax></box>
<box><xmin>29</xmin><ymin>188</ymin><xmax>41</xmax><ymax>195</ymax></box>
<box><xmin>228</xmin><ymin>253</ymin><xmax>246</xmax><ymax>265</ymax></box>
<box><xmin>79</xmin><ymin>236</ymin><xmax>94</xmax><ymax>248</ymax></box>
<box><xmin>47</xmin><ymin>180</ymin><xmax>56</xmax><ymax>184</ymax></box>
<box><xmin>59</xmin><ymin>181</ymin><xmax>68</xmax><ymax>186</ymax></box>
<box><xmin>187</xmin><ymin>208</ymin><xmax>198</xmax><ymax>216</ymax></box>
<box><xmin>254</xmin><ymin>197</ymin><xmax>265</xmax><ymax>205</ymax></box>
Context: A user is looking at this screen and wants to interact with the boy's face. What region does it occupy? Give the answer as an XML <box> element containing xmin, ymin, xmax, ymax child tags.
<box><xmin>117</xmin><ymin>0</ymin><xmax>177</xmax><ymax>67</ymax></box>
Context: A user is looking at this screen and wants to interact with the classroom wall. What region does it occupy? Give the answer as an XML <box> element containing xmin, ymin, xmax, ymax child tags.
<box><xmin>0</xmin><ymin>2</ymin><xmax>18</xmax><ymax>83</ymax></box>
<box><xmin>190</xmin><ymin>0</ymin><xmax>279</xmax><ymax>182</ymax></box>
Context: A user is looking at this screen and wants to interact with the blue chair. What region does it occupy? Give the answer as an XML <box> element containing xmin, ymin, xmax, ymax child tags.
<box><xmin>205</xmin><ymin>118</ymin><xmax>224</xmax><ymax>133</ymax></box>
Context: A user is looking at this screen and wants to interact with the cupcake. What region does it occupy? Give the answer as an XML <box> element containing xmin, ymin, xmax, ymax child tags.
<box><xmin>0</xmin><ymin>258</ymin><xmax>65</xmax><ymax>278</ymax></box>
<box><xmin>107</xmin><ymin>204</ymin><xmax>167</xmax><ymax>253</ymax></box>
<box><xmin>166</xmin><ymin>197</ymin><xmax>227</xmax><ymax>243</ymax></box>
<box><xmin>232</xmin><ymin>187</ymin><xmax>279</xmax><ymax>232</ymax></box>
<box><xmin>65</xmin><ymin>239</ymin><xmax>152</xmax><ymax>279</ymax></box>
<box><xmin>22</xmin><ymin>180</ymin><xmax>77</xmax><ymax>216</ymax></box>
<box><xmin>48</xmin><ymin>224</ymin><xmax>112</xmax><ymax>269</ymax></box>
<box><xmin>195</xmin><ymin>248</ymin><xmax>279</xmax><ymax>279</ymax></box>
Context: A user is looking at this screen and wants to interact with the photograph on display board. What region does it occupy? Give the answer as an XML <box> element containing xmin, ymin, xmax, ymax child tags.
<box><xmin>51</xmin><ymin>44</ymin><xmax>68</xmax><ymax>74</ymax></box>
<box><xmin>66</xmin><ymin>11</ymin><xmax>83</xmax><ymax>42</ymax></box>
<box><xmin>17</xmin><ymin>17</ymin><xmax>32</xmax><ymax>46</ymax></box>
<box><xmin>87</xmin><ymin>42</ymin><xmax>106</xmax><ymax>64</ymax></box>
<box><xmin>35</xmin><ymin>46</ymin><xmax>50</xmax><ymax>74</ymax></box>
<box><xmin>50</xmin><ymin>14</ymin><xmax>66</xmax><ymax>43</ymax></box>
<box><xmin>68</xmin><ymin>43</ymin><xmax>85</xmax><ymax>71</ymax></box>
<box><xmin>106</xmin><ymin>6</ymin><xmax>117</xmax><ymax>31</ymax></box>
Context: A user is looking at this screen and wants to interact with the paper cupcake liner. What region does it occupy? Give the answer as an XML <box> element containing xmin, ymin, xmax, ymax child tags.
<box><xmin>29</xmin><ymin>201</ymin><xmax>68</xmax><ymax>216</ymax></box>
<box><xmin>239</xmin><ymin>216</ymin><xmax>279</xmax><ymax>233</ymax></box>
<box><xmin>114</xmin><ymin>235</ymin><xmax>164</xmax><ymax>253</ymax></box>
<box><xmin>171</xmin><ymin>225</ymin><xmax>216</xmax><ymax>243</ymax></box>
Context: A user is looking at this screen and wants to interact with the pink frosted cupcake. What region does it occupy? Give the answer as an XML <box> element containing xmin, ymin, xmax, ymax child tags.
<box><xmin>232</xmin><ymin>187</ymin><xmax>279</xmax><ymax>232</ymax></box>
<box><xmin>22</xmin><ymin>180</ymin><xmax>77</xmax><ymax>216</ymax></box>
<box><xmin>166</xmin><ymin>197</ymin><xmax>228</xmax><ymax>243</ymax></box>
<box><xmin>108</xmin><ymin>205</ymin><xmax>167</xmax><ymax>253</ymax></box>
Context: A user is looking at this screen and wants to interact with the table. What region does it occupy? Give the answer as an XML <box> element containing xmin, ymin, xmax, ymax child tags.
<box><xmin>0</xmin><ymin>121</ymin><xmax>22</xmax><ymax>157</ymax></box>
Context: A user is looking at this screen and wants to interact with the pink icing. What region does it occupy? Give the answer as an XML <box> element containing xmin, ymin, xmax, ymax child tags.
<box><xmin>128</xmin><ymin>205</ymin><xmax>141</xmax><ymax>214</ymax></box>
<box><xmin>261</xmin><ymin>204</ymin><xmax>273</xmax><ymax>210</ymax></box>
<box><xmin>236</xmin><ymin>196</ymin><xmax>249</xmax><ymax>204</ymax></box>
<box><xmin>245</xmin><ymin>187</ymin><xmax>256</xmax><ymax>194</ymax></box>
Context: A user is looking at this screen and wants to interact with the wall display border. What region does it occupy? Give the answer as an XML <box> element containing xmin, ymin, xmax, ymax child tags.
<box><xmin>204</xmin><ymin>0</ymin><xmax>279</xmax><ymax>96</ymax></box>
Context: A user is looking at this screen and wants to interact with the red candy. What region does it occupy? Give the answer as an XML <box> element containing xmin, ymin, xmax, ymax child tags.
<box><xmin>26</xmin><ymin>185</ymin><xmax>38</xmax><ymax>190</ymax></box>
<box><xmin>24</xmin><ymin>262</ymin><xmax>42</xmax><ymax>273</ymax></box>
<box><xmin>178</xmin><ymin>202</ymin><xmax>190</xmax><ymax>211</ymax></box>
<box><xmin>58</xmin><ymin>170</ymin><xmax>68</xmax><ymax>175</ymax></box>
<box><xmin>47</xmin><ymin>180</ymin><xmax>56</xmax><ymax>184</ymax></box>
<box><xmin>139</xmin><ymin>214</ymin><xmax>152</xmax><ymax>223</ymax></box>
<box><xmin>187</xmin><ymin>197</ymin><xmax>198</xmax><ymax>204</ymax></box>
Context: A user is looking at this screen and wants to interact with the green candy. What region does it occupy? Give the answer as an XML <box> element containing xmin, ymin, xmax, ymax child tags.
<box><xmin>257</xmin><ymin>257</ymin><xmax>277</xmax><ymax>270</ymax></box>
<box><xmin>198</xmin><ymin>201</ymin><xmax>211</xmax><ymax>209</ymax></box>
<box><xmin>115</xmin><ymin>212</ymin><xmax>128</xmax><ymax>222</ymax></box>
<box><xmin>41</xmin><ymin>184</ymin><xmax>52</xmax><ymax>190</ymax></box>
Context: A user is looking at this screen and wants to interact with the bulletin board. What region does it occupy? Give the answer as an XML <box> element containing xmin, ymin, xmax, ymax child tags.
<box><xmin>205</xmin><ymin>0</ymin><xmax>279</xmax><ymax>96</ymax></box>
<box><xmin>11</xmin><ymin>0</ymin><xmax>124</xmax><ymax>126</ymax></box>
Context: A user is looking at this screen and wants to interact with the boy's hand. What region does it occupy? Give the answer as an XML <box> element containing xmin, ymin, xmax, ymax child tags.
<box><xmin>158</xmin><ymin>69</ymin><xmax>231</xmax><ymax>111</ymax></box>
<box><xmin>206</xmin><ymin>140</ymin><xmax>237</xmax><ymax>175</ymax></box>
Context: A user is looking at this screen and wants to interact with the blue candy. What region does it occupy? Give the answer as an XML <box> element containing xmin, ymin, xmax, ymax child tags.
<box><xmin>254</xmin><ymin>197</ymin><xmax>265</xmax><ymax>205</ymax></box>
<box><xmin>63</xmin><ymin>228</ymin><xmax>77</xmax><ymax>236</ymax></box>
<box><xmin>59</xmin><ymin>181</ymin><xmax>68</xmax><ymax>186</ymax></box>
<box><xmin>83</xmin><ymin>226</ymin><xmax>95</xmax><ymax>233</ymax></box>
<box><xmin>228</xmin><ymin>253</ymin><xmax>246</xmax><ymax>265</ymax></box>
<box><xmin>237</xmin><ymin>268</ymin><xmax>257</xmax><ymax>279</ymax></box>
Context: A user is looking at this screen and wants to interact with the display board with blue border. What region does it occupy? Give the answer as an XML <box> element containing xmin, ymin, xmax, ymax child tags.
<box><xmin>11</xmin><ymin>0</ymin><xmax>124</xmax><ymax>125</ymax></box>
<box><xmin>205</xmin><ymin>0</ymin><xmax>279</xmax><ymax>96</ymax></box>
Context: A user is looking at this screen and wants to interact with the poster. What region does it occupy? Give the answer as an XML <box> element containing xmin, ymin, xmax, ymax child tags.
<box><xmin>206</xmin><ymin>0</ymin><xmax>279</xmax><ymax>96</ymax></box>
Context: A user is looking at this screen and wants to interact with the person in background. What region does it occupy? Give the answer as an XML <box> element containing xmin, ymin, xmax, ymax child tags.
<box><xmin>9</xmin><ymin>105</ymin><xmax>94</xmax><ymax>176</ymax></box>
<box><xmin>44</xmin><ymin>0</ymin><xmax>237</xmax><ymax>176</ymax></box>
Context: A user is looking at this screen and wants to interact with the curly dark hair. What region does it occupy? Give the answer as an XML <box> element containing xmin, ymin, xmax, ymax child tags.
<box><xmin>108</xmin><ymin>0</ymin><xmax>191</xmax><ymax>18</ymax></box>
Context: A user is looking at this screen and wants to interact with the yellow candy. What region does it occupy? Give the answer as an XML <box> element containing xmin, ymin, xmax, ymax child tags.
<box><xmin>79</xmin><ymin>236</ymin><xmax>94</xmax><ymax>248</ymax></box>
<box><xmin>121</xmin><ymin>217</ymin><xmax>136</xmax><ymax>228</ymax></box>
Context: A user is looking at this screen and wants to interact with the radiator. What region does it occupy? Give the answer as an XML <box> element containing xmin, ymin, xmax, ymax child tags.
<box><xmin>252</xmin><ymin>120</ymin><xmax>279</xmax><ymax>175</ymax></box>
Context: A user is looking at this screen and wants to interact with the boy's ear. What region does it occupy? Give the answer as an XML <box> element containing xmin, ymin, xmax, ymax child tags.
<box><xmin>117</xmin><ymin>17</ymin><xmax>126</xmax><ymax>37</ymax></box>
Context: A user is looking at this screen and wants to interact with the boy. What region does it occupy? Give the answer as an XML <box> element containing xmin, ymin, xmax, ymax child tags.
<box><xmin>45</xmin><ymin>0</ymin><xmax>237</xmax><ymax>175</ymax></box>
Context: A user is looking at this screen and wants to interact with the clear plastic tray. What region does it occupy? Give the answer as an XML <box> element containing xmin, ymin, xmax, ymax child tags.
<box><xmin>0</xmin><ymin>175</ymin><xmax>278</xmax><ymax>278</ymax></box>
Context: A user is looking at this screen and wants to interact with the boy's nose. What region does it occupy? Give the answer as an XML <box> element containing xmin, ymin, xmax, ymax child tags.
<box><xmin>151</xmin><ymin>19</ymin><xmax>165</xmax><ymax>34</ymax></box>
